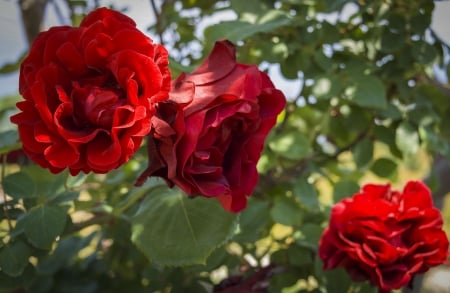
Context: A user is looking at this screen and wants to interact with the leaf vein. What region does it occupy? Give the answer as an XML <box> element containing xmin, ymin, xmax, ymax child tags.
<box><xmin>178</xmin><ymin>193</ymin><xmax>198</xmax><ymax>246</ymax></box>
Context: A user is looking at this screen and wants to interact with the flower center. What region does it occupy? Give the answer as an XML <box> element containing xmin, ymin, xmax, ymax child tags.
<box><xmin>72</xmin><ymin>84</ymin><xmax>126</xmax><ymax>129</ymax></box>
<box><xmin>84</xmin><ymin>87</ymin><xmax>125</xmax><ymax>128</ymax></box>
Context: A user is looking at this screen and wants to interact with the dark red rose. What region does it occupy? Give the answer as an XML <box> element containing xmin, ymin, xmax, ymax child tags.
<box><xmin>0</xmin><ymin>149</ymin><xmax>30</xmax><ymax>165</ymax></box>
<box><xmin>136</xmin><ymin>40</ymin><xmax>286</xmax><ymax>212</ymax></box>
<box><xmin>213</xmin><ymin>265</ymin><xmax>275</xmax><ymax>293</ymax></box>
<box><xmin>10</xmin><ymin>8</ymin><xmax>170</xmax><ymax>174</ymax></box>
<box><xmin>319</xmin><ymin>181</ymin><xmax>449</xmax><ymax>292</ymax></box>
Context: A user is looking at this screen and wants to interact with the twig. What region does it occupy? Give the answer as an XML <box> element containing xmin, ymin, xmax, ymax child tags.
<box><xmin>149</xmin><ymin>0</ymin><xmax>165</xmax><ymax>46</ymax></box>
<box><xmin>1</xmin><ymin>155</ymin><xmax>12</xmax><ymax>230</ymax></box>
<box><xmin>18</xmin><ymin>0</ymin><xmax>49</xmax><ymax>46</ymax></box>
<box><xmin>49</xmin><ymin>0</ymin><xmax>68</xmax><ymax>25</ymax></box>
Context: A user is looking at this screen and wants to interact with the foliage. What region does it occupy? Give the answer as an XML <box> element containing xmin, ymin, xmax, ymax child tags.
<box><xmin>1</xmin><ymin>0</ymin><xmax>449</xmax><ymax>292</ymax></box>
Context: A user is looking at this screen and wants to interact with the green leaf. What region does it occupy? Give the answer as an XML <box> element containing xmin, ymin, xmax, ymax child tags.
<box><xmin>0</xmin><ymin>241</ymin><xmax>31</xmax><ymax>277</ymax></box>
<box><xmin>411</xmin><ymin>12</ymin><xmax>431</xmax><ymax>33</ymax></box>
<box><xmin>352</xmin><ymin>138</ymin><xmax>374</xmax><ymax>168</ymax></box>
<box><xmin>0</xmin><ymin>52</ymin><xmax>26</xmax><ymax>74</ymax></box>
<box><xmin>346</xmin><ymin>75</ymin><xmax>387</xmax><ymax>109</ymax></box>
<box><xmin>204</xmin><ymin>10</ymin><xmax>292</xmax><ymax>43</ymax></box>
<box><xmin>288</xmin><ymin>244</ymin><xmax>313</xmax><ymax>267</ymax></box>
<box><xmin>312</xmin><ymin>75</ymin><xmax>342</xmax><ymax>100</ymax></box>
<box><xmin>370</xmin><ymin>158</ymin><xmax>397</xmax><ymax>178</ymax></box>
<box><xmin>234</xmin><ymin>200</ymin><xmax>270</xmax><ymax>243</ymax></box>
<box><xmin>0</xmin><ymin>271</ymin><xmax>24</xmax><ymax>290</ymax></box>
<box><xmin>269</xmin><ymin>130</ymin><xmax>310</xmax><ymax>160</ymax></box>
<box><xmin>296</xmin><ymin>223</ymin><xmax>323</xmax><ymax>250</ymax></box>
<box><xmin>381</xmin><ymin>30</ymin><xmax>405</xmax><ymax>52</ymax></box>
<box><xmin>333</xmin><ymin>180</ymin><xmax>360</xmax><ymax>203</ymax></box>
<box><xmin>23</xmin><ymin>206</ymin><xmax>67</xmax><ymax>250</ymax></box>
<box><xmin>38</xmin><ymin>232</ymin><xmax>97</xmax><ymax>274</ymax></box>
<box><xmin>48</xmin><ymin>191</ymin><xmax>80</xmax><ymax>205</ymax></box>
<box><xmin>323</xmin><ymin>268</ymin><xmax>353</xmax><ymax>293</ymax></box>
<box><xmin>22</xmin><ymin>165</ymin><xmax>65</xmax><ymax>198</ymax></box>
<box><xmin>411</xmin><ymin>41</ymin><xmax>437</xmax><ymax>64</ymax></box>
<box><xmin>282</xmin><ymin>50</ymin><xmax>311</xmax><ymax>79</ymax></box>
<box><xmin>2</xmin><ymin>172</ymin><xmax>36</xmax><ymax>199</ymax></box>
<box><xmin>314</xmin><ymin>50</ymin><xmax>333</xmax><ymax>72</ymax></box>
<box><xmin>396</xmin><ymin>122</ymin><xmax>419</xmax><ymax>155</ymax></box>
<box><xmin>0</xmin><ymin>130</ymin><xmax>20</xmax><ymax>154</ymax></box>
<box><xmin>65</xmin><ymin>173</ymin><xmax>88</xmax><ymax>189</ymax></box>
<box><xmin>131</xmin><ymin>187</ymin><xmax>238</xmax><ymax>266</ymax></box>
<box><xmin>268</xmin><ymin>272</ymin><xmax>299</xmax><ymax>292</ymax></box>
<box><xmin>323</xmin><ymin>0</ymin><xmax>347</xmax><ymax>12</ymax></box>
<box><xmin>256</xmin><ymin>152</ymin><xmax>275</xmax><ymax>174</ymax></box>
<box><xmin>270</xmin><ymin>196</ymin><xmax>302</xmax><ymax>226</ymax></box>
<box><xmin>230</xmin><ymin>0</ymin><xmax>268</xmax><ymax>15</ymax></box>
<box><xmin>293</xmin><ymin>178</ymin><xmax>319</xmax><ymax>210</ymax></box>
<box><xmin>0</xmin><ymin>95</ymin><xmax>20</xmax><ymax>113</ymax></box>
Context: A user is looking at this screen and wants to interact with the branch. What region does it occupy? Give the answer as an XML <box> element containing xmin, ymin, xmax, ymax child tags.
<box><xmin>1</xmin><ymin>155</ymin><xmax>12</xmax><ymax>230</ymax></box>
<box><xmin>149</xmin><ymin>0</ymin><xmax>165</xmax><ymax>46</ymax></box>
<box><xmin>18</xmin><ymin>0</ymin><xmax>49</xmax><ymax>47</ymax></box>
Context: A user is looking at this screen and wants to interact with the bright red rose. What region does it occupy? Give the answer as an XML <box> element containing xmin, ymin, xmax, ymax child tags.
<box><xmin>136</xmin><ymin>40</ymin><xmax>286</xmax><ymax>212</ymax></box>
<box><xmin>319</xmin><ymin>181</ymin><xmax>449</xmax><ymax>292</ymax></box>
<box><xmin>10</xmin><ymin>8</ymin><xmax>170</xmax><ymax>174</ymax></box>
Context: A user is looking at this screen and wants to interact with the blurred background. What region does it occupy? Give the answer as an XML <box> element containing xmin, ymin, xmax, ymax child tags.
<box><xmin>1</xmin><ymin>1</ymin><xmax>450</xmax><ymax>292</ymax></box>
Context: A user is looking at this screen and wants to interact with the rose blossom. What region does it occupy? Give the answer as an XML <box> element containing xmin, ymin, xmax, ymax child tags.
<box><xmin>10</xmin><ymin>8</ymin><xmax>170</xmax><ymax>174</ymax></box>
<box><xmin>136</xmin><ymin>40</ymin><xmax>286</xmax><ymax>212</ymax></box>
<box><xmin>319</xmin><ymin>181</ymin><xmax>449</xmax><ymax>292</ymax></box>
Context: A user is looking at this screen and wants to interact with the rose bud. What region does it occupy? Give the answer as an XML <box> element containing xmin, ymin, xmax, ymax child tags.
<box><xmin>136</xmin><ymin>40</ymin><xmax>286</xmax><ymax>212</ymax></box>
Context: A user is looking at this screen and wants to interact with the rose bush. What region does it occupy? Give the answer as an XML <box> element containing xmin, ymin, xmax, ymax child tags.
<box><xmin>10</xmin><ymin>8</ymin><xmax>170</xmax><ymax>174</ymax></box>
<box><xmin>319</xmin><ymin>181</ymin><xmax>449</xmax><ymax>292</ymax></box>
<box><xmin>136</xmin><ymin>40</ymin><xmax>286</xmax><ymax>212</ymax></box>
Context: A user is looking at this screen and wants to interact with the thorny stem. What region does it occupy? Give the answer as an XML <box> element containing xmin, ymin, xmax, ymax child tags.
<box><xmin>1</xmin><ymin>155</ymin><xmax>12</xmax><ymax>230</ymax></box>
<box><xmin>149</xmin><ymin>0</ymin><xmax>165</xmax><ymax>46</ymax></box>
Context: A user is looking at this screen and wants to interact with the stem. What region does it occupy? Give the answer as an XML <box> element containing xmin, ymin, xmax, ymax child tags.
<box><xmin>1</xmin><ymin>155</ymin><xmax>12</xmax><ymax>230</ymax></box>
<box><xmin>149</xmin><ymin>0</ymin><xmax>165</xmax><ymax>46</ymax></box>
<box><xmin>49</xmin><ymin>0</ymin><xmax>68</xmax><ymax>25</ymax></box>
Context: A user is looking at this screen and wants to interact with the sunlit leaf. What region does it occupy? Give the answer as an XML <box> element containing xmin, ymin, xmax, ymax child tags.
<box><xmin>204</xmin><ymin>10</ymin><xmax>292</xmax><ymax>43</ymax></box>
<box><xmin>269</xmin><ymin>130</ymin><xmax>311</xmax><ymax>160</ymax></box>
<box><xmin>396</xmin><ymin>122</ymin><xmax>419</xmax><ymax>155</ymax></box>
<box><xmin>312</xmin><ymin>75</ymin><xmax>342</xmax><ymax>99</ymax></box>
<box><xmin>346</xmin><ymin>75</ymin><xmax>387</xmax><ymax>109</ymax></box>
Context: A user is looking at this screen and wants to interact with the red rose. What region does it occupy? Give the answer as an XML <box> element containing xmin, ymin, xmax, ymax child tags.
<box><xmin>0</xmin><ymin>149</ymin><xmax>30</xmax><ymax>165</ymax></box>
<box><xmin>319</xmin><ymin>181</ymin><xmax>449</xmax><ymax>292</ymax></box>
<box><xmin>10</xmin><ymin>8</ymin><xmax>170</xmax><ymax>174</ymax></box>
<box><xmin>136</xmin><ymin>40</ymin><xmax>286</xmax><ymax>212</ymax></box>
